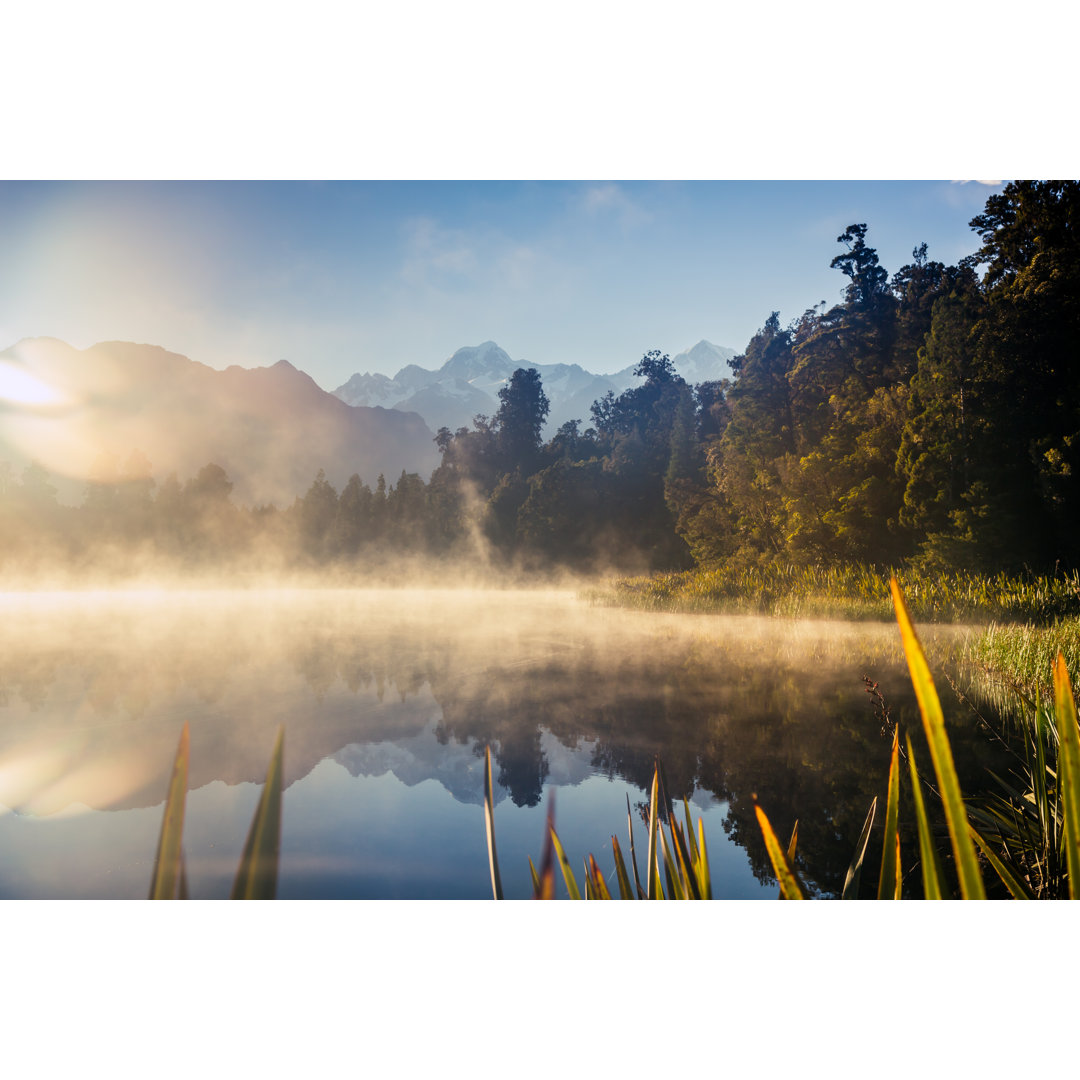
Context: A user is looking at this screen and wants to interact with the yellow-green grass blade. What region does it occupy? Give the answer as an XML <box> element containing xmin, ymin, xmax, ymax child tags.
<box><xmin>1053</xmin><ymin>653</ymin><xmax>1080</xmax><ymax>898</ymax></box>
<box><xmin>969</xmin><ymin>826</ymin><xmax>1034</xmax><ymax>900</ymax></box>
<box><xmin>584</xmin><ymin>861</ymin><xmax>596</xmax><ymax>900</ymax></box>
<box><xmin>696</xmin><ymin>817</ymin><xmax>712</xmax><ymax>900</ymax></box>
<box><xmin>658</xmin><ymin>826</ymin><xmax>685</xmax><ymax>899</ymax></box>
<box><xmin>755</xmin><ymin>801</ymin><xmax>804</xmax><ymax>900</ymax></box>
<box><xmin>528</xmin><ymin>856</ymin><xmax>541</xmax><ymax>897</ymax></box>
<box><xmin>779</xmin><ymin>820</ymin><xmax>799</xmax><ymax>900</ymax></box>
<box><xmin>891</xmin><ymin>578</ymin><xmax>985</xmax><ymax>900</ymax></box>
<box><xmin>646</xmin><ymin>768</ymin><xmax>660</xmax><ymax>900</ymax></box>
<box><xmin>894</xmin><ymin>831</ymin><xmax>902</xmax><ymax>900</ymax></box>
<box><xmin>684</xmin><ymin>798</ymin><xmax>700</xmax><ymax>865</ymax></box>
<box><xmin>670</xmin><ymin>818</ymin><xmax>701</xmax><ymax>899</ymax></box>
<box><xmin>906</xmin><ymin>736</ymin><xmax>943</xmax><ymax>900</ymax></box>
<box><xmin>842</xmin><ymin>797</ymin><xmax>876</xmax><ymax>899</ymax></box>
<box><xmin>550</xmin><ymin>827</ymin><xmax>582</xmax><ymax>900</ymax></box>
<box><xmin>149</xmin><ymin>723</ymin><xmax>190</xmax><ymax>900</ymax></box>
<box><xmin>230</xmin><ymin>725</ymin><xmax>284</xmax><ymax>901</ymax></box>
<box><xmin>627</xmin><ymin>794</ymin><xmax>645</xmax><ymax>899</ymax></box>
<box><xmin>588</xmin><ymin>854</ymin><xmax>612</xmax><ymax>899</ymax></box>
<box><xmin>534</xmin><ymin>796</ymin><xmax>556</xmax><ymax>899</ymax></box>
<box><xmin>483</xmin><ymin>745</ymin><xmax>504</xmax><ymax>900</ymax></box>
<box><xmin>877</xmin><ymin>726</ymin><xmax>901</xmax><ymax>900</ymax></box>
<box><xmin>611</xmin><ymin>836</ymin><xmax>635</xmax><ymax>899</ymax></box>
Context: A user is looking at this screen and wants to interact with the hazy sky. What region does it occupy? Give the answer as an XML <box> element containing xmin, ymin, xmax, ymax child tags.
<box><xmin>0</xmin><ymin>180</ymin><xmax>1005</xmax><ymax>391</ymax></box>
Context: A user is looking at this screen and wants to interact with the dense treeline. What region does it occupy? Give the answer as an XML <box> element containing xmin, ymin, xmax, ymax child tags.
<box><xmin>3</xmin><ymin>181</ymin><xmax>1078</xmax><ymax>578</ymax></box>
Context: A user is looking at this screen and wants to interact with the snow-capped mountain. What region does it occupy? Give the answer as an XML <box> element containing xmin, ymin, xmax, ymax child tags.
<box><xmin>334</xmin><ymin>339</ymin><xmax>736</xmax><ymax>435</ymax></box>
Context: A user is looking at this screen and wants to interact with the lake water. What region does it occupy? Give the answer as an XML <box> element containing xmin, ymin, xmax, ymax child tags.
<box><xmin>0</xmin><ymin>588</ymin><xmax>1004</xmax><ymax>899</ymax></box>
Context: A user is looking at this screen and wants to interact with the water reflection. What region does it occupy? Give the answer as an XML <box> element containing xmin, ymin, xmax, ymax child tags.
<box><xmin>0</xmin><ymin>589</ymin><xmax>1005</xmax><ymax>897</ymax></box>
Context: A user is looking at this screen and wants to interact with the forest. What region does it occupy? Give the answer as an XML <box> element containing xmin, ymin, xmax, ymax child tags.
<box><xmin>3</xmin><ymin>180</ymin><xmax>1078</xmax><ymax>580</ymax></box>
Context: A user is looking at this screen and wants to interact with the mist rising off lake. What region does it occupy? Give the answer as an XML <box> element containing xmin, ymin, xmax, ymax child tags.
<box><xmin>0</xmin><ymin>588</ymin><xmax>1001</xmax><ymax>898</ymax></box>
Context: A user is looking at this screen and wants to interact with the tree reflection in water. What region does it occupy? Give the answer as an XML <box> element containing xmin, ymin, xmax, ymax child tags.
<box><xmin>0</xmin><ymin>590</ymin><xmax>1007</xmax><ymax>896</ymax></box>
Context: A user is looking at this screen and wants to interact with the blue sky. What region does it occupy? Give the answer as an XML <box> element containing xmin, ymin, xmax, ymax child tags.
<box><xmin>0</xmin><ymin>180</ymin><xmax>1006</xmax><ymax>391</ymax></box>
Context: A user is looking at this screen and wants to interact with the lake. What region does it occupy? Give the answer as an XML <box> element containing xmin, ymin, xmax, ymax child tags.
<box><xmin>0</xmin><ymin>587</ymin><xmax>1005</xmax><ymax>899</ymax></box>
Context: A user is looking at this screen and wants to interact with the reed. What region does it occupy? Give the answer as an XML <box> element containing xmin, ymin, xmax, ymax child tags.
<box><xmin>586</xmin><ymin>565</ymin><xmax>1080</xmax><ymax>625</ymax></box>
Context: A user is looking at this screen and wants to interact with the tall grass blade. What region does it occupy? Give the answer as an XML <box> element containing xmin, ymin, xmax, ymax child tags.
<box><xmin>697</xmin><ymin>817</ymin><xmax>712</xmax><ymax>900</ymax></box>
<box><xmin>779</xmin><ymin>820</ymin><xmax>799</xmax><ymax>900</ymax></box>
<box><xmin>611</xmin><ymin>836</ymin><xmax>635</xmax><ymax>900</ymax></box>
<box><xmin>588</xmin><ymin>854</ymin><xmax>612</xmax><ymax>899</ymax></box>
<box><xmin>755</xmin><ymin>801</ymin><xmax>804</xmax><ymax>899</ymax></box>
<box><xmin>658</xmin><ymin>826</ymin><xmax>683</xmax><ymax>899</ymax></box>
<box><xmin>969</xmin><ymin>826</ymin><xmax>1034</xmax><ymax>899</ymax></box>
<box><xmin>684</xmin><ymin>798</ymin><xmax>700</xmax><ymax>865</ymax></box>
<box><xmin>534</xmin><ymin>794</ymin><xmax>556</xmax><ymax>900</ymax></box>
<box><xmin>627</xmin><ymin>794</ymin><xmax>645</xmax><ymax>899</ymax></box>
<box><xmin>877</xmin><ymin>726</ymin><xmax>901</xmax><ymax>900</ymax></box>
<box><xmin>842</xmin><ymin>797</ymin><xmax>876</xmax><ymax>900</ymax></box>
<box><xmin>891</xmin><ymin>578</ymin><xmax>985</xmax><ymax>899</ymax></box>
<box><xmin>550</xmin><ymin>827</ymin><xmax>582</xmax><ymax>900</ymax></box>
<box><xmin>906</xmin><ymin>736</ymin><xmax>943</xmax><ymax>900</ymax></box>
<box><xmin>149</xmin><ymin>723</ymin><xmax>190</xmax><ymax>900</ymax></box>
<box><xmin>528</xmin><ymin>856</ymin><xmax>541</xmax><ymax>897</ymax></box>
<box><xmin>483</xmin><ymin>744</ymin><xmax>503</xmax><ymax>900</ymax></box>
<box><xmin>1053</xmin><ymin>653</ymin><xmax>1080</xmax><ymax>899</ymax></box>
<box><xmin>670</xmin><ymin>818</ymin><xmax>701</xmax><ymax>899</ymax></box>
<box><xmin>230</xmin><ymin>725</ymin><xmax>284</xmax><ymax>901</ymax></box>
<box><xmin>646</xmin><ymin>767</ymin><xmax>660</xmax><ymax>900</ymax></box>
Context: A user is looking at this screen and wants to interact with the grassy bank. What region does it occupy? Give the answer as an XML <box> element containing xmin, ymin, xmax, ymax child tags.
<box><xmin>586</xmin><ymin>564</ymin><xmax>1080</xmax><ymax>625</ymax></box>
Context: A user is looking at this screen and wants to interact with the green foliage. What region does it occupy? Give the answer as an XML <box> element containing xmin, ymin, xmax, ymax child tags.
<box><xmin>590</xmin><ymin>564</ymin><xmax>1080</xmax><ymax>624</ymax></box>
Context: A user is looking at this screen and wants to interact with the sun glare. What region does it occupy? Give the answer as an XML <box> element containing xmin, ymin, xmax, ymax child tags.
<box><xmin>0</xmin><ymin>362</ymin><xmax>66</xmax><ymax>407</ymax></box>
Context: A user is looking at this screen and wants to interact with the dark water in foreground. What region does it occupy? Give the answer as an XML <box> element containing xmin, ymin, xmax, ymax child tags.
<box><xmin>0</xmin><ymin>588</ymin><xmax>1006</xmax><ymax>899</ymax></box>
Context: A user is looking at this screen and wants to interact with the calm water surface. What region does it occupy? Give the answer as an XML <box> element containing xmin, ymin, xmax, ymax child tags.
<box><xmin>0</xmin><ymin>588</ymin><xmax>1003</xmax><ymax>899</ymax></box>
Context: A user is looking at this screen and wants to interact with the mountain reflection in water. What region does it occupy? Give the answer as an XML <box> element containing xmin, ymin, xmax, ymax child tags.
<box><xmin>0</xmin><ymin>588</ymin><xmax>1004</xmax><ymax>898</ymax></box>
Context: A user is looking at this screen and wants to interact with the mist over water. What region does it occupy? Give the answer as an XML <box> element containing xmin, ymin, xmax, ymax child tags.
<box><xmin>0</xmin><ymin>586</ymin><xmax>998</xmax><ymax>898</ymax></box>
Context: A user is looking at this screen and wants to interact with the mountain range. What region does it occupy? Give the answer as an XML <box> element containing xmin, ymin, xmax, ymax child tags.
<box><xmin>1</xmin><ymin>336</ymin><xmax>736</xmax><ymax>507</ymax></box>
<box><xmin>0</xmin><ymin>338</ymin><xmax>439</xmax><ymax>507</ymax></box>
<box><xmin>332</xmin><ymin>339</ymin><xmax>736</xmax><ymax>435</ymax></box>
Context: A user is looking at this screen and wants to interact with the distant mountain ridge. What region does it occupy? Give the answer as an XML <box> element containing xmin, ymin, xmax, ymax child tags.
<box><xmin>333</xmin><ymin>339</ymin><xmax>736</xmax><ymax>435</ymax></box>
<box><xmin>0</xmin><ymin>338</ymin><xmax>439</xmax><ymax>506</ymax></box>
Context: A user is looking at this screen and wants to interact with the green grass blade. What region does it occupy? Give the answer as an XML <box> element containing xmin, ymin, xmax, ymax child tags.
<box><xmin>969</xmin><ymin>826</ymin><xmax>1034</xmax><ymax>899</ymax></box>
<box><xmin>906</xmin><ymin>736</ymin><xmax>943</xmax><ymax>900</ymax></box>
<box><xmin>658</xmin><ymin>826</ymin><xmax>684</xmax><ymax>899</ymax></box>
<box><xmin>534</xmin><ymin>795</ymin><xmax>556</xmax><ymax>899</ymax></box>
<box><xmin>627</xmin><ymin>794</ymin><xmax>645</xmax><ymax>899</ymax></box>
<box><xmin>588</xmin><ymin>854</ymin><xmax>612</xmax><ymax>899</ymax></box>
<box><xmin>149</xmin><ymin>722</ymin><xmax>190</xmax><ymax>900</ymax></box>
<box><xmin>670</xmin><ymin>818</ymin><xmax>701</xmax><ymax>899</ymax></box>
<box><xmin>684</xmin><ymin>798</ymin><xmax>700</xmax><ymax>865</ymax></box>
<box><xmin>1053</xmin><ymin>653</ymin><xmax>1080</xmax><ymax>899</ymax></box>
<box><xmin>550</xmin><ymin>827</ymin><xmax>582</xmax><ymax>899</ymax></box>
<box><xmin>842</xmin><ymin>797</ymin><xmax>876</xmax><ymax>899</ymax></box>
<box><xmin>696</xmin><ymin>817</ymin><xmax>712</xmax><ymax>900</ymax></box>
<box><xmin>483</xmin><ymin>744</ymin><xmax>504</xmax><ymax>900</ymax></box>
<box><xmin>755</xmin><ymin>801</ymin><xmax>804</xmax><ymax>899</ymax></box>
<box><xmin>877</xmin><ymin>726</ymin><xmax>901</xmax><ymax>900</ymax></box>
<box><xmin>528</xmin><ymin>856</ymin><xmax>541</xmax><ymax>897</ymax></box>
<box><xmin>611</xmin><ymin>836</ymin><xmax>635</xmax><ymax>899</ymax></box>
<box><xmin>891</xmin><ymin>578</ymin><xmax>985</xmax><ymax>899</ymax></box>
<box><xmin>646</xmin><ymin>767</ymin><xmax>660</xmax><ymax>900</ymax></box>
<box><xmin>779</xmin><ymin>820</ymin><xmax>799</xmax><ymax>900</ymax></box>
<box><xmin>230</xmin><ymin>725</ymin><xmax>284</xmax><ymax>901</ymax></box>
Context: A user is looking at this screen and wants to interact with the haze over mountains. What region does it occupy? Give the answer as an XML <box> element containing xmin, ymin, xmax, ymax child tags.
<box><xmin>1</xmin><ymin>336</ymin><xmax>735</xmax><ymax>507</ymax></box>
<box><xmin>333</xmin><ymin>339</ymin><xmax>736</xmax><ymax>435</ymax></box>
<box><xmin>0</xmin><ymin>338</ymin><xmax>438</xmax><ymax>507</ymax></box>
